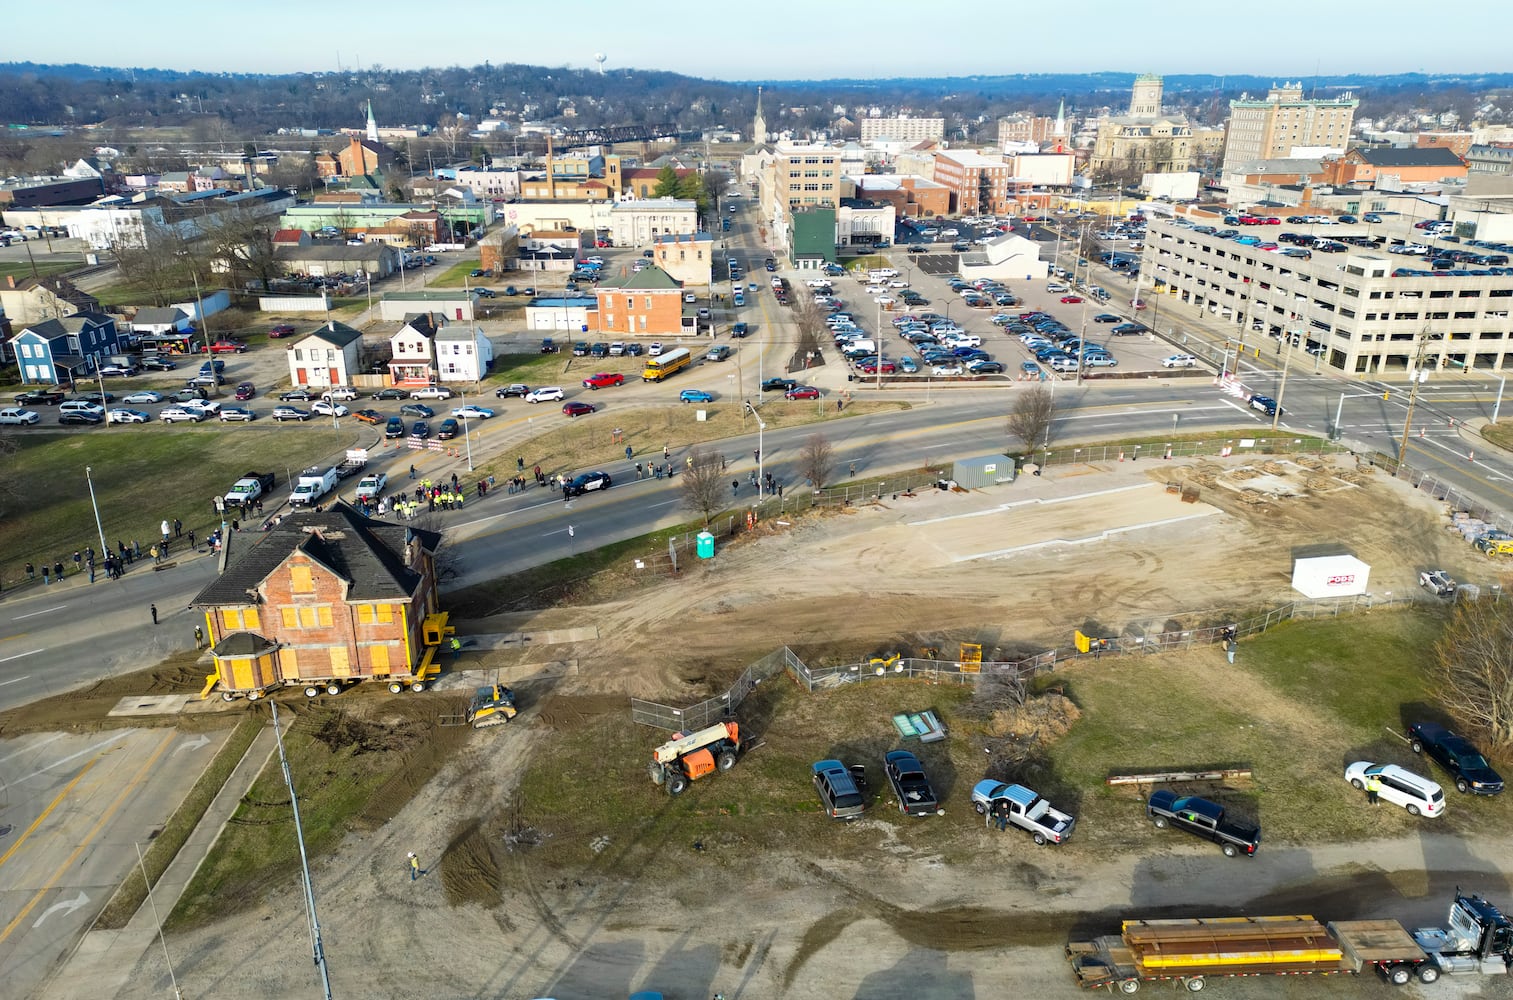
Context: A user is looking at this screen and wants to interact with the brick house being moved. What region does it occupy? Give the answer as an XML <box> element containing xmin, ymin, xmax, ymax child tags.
<box><xmin>193</xmin><ymin>506</ymin><xmax>445</xmax><ymax>699</ymax></box>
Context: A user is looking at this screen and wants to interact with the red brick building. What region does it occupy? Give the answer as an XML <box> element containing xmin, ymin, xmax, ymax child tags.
<box><xmin>595</xmin><ymin>264</ymin><xmax>685</xmax><ymax>337</ymax></box>
<box><xmin>193</xmin><ymin>506</ymin><xmax>443</xmax><ymax>697</ymax></box>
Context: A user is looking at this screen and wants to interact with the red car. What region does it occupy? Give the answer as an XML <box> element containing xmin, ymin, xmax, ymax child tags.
<box><xmin>268</xmin><ymin>324</ymin><xmax>296</xmax><ymax>339</ymax></box>
<box><xmin>784</xmin><ymin>386</ymin><xmax>821</xmax><ymax>400</ymax></box>
<box><xmin>234</xmin><ymin>382</ymin><xmax>256</xmax><ymax>400</ymax></box>
<box><xmin>563</xmin><ymin>401</ymin><xmax>596</xmax><ymax>417</ymax></box>
<box><xmin>855</xmin><ymin>361</ymin><xmax>896</xmax><ymax>375</ymax></box>
<box><xmin>1059</xmin><ymin>295</ymin><xmax>1083</xmax><ymax>304</ymax></box>
<box><xmin>200</xmin><ymin>340</ymin><xmax>247</xmax><ymax>354</ymax></box>
<box><xmin>354</xmin><ymin>409</ymin><xmax>384</xmax><ymax>424</ymax></box>
<box><xmin>581</xmin><ymin>372</ymin><xmax>625</xmax><ymax>390</ymax></box>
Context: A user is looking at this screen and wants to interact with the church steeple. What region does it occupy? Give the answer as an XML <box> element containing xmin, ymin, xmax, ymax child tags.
<box><xmin>366</xmin><ymin>100</ymin><xmax>379</xmax><ymax>142</ymax></box>
<box><xmin>752</xmin><ymin>86</ymin><xmax>766</xmax><ymax>146</ymax></box>
<box><xmin>1053</xmin><ymin>98</ymin><xmax>1066</xmax><ymax>153</ymax></box>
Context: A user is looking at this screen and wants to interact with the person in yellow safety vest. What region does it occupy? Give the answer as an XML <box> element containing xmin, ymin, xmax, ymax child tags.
<box><xmin>449</xmin><ymin>636</ymin><xmax>462</xmax><ymax>661</ymax></box>
<box><xmin>1365</xmin><ymin>773</ymin><xmax>1381</xmax><ymax>806</ymax></box>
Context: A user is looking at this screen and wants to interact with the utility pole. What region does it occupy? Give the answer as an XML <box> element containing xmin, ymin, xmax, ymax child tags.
<box><xmin>1397</xmin><ymin>333</ymin><xmax>1435</xmax><ymax>466</ymax></box>
<box><xmin>1271</xmin><ymin>325</ymin><xmax>1295</xmax><ymax>431</ymax></box>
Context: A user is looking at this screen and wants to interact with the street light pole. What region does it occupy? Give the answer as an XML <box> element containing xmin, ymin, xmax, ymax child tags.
<box><xmin>86</xmin><ymin>466</ymin><xmax>108</xmax><ymax>563</ymax></box>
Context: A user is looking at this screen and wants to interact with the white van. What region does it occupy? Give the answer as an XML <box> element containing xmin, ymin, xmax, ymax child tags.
<box><xmin>841</xmin><ymin>339</ymin><xmax>877</xmax><ymax>356</ymax></box>
<box><xmin>1046</xmin><ymin>281</ymin><xmax>1070</xmax><ymax>293</ymax></box>
<box><xmin>60</xmin><ymin>400</ymin><xmax>105</xmax><ymax>417</ymax></box>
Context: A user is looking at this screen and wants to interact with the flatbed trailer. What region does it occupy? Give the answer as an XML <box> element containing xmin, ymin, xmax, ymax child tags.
<box><xmin>1067</xmin><ymin>915</ymin><xmax>1426</xmax><ymax>993</ymax></box>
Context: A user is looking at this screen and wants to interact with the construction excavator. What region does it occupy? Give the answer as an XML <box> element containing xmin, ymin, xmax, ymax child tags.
<box><xmin>465</xmin><ymin>684</ymin><xmax>518</xmax><ymax>729</ymax></box>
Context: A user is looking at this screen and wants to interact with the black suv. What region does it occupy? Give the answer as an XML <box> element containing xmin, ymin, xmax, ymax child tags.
<box><xmin>1407</xmin><ymin>722</ymin><xmax>1504</xmax><ymax>795</ymax></box>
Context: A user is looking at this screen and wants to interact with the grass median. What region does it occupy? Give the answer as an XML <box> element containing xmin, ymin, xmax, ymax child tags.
<box><xmin>0</xmin><ymin>427</ymin><xmax>354</xmax><ymax>592</ymax></box>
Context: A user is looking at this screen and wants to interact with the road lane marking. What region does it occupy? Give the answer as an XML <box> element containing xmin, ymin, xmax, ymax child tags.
<box><xmin>12</xmin><ymin>606</ymin><xmax>66</xmax><ymax>621</ymax></box>
<box><xmin>0</xmin><ymin>730</ymin><xmax>177</xmax><ymax>946</ymax></box>
<box><xmin>11</xmin><ymin>734</ymin><xmax>130</xmax><ymax>787</ymax></box>
<box><xmin>0</xmin><ymin>758</ymin><xmax>97</xmax><ymax>871</ymax></box>
<box><xmin>0</xmin><ymin>675</ymin><xmax>34</xmax><ymax>687</ymax></box>
<box><xmin>0</xmin><ymin>649</ymin><xmax>43</xmax><ymax>664</ymax></box>
<box><xmin>0</xmin><ymin>733</ymin><xmax>63</xmax><ymax>763</ymax></box>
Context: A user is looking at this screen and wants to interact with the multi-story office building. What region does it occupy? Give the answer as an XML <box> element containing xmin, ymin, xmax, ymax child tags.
<box><xmin>1222</xmin><ymin>84</ymin><xmax>1358</xmax><ymax>175</ymax></box>
<box><xmin>859</xmin><ymin>116</ymin><xmax>945</xmax><ymax>143</ymax></box>
<box><xmin>1141</xmin><ymin>220</ymin><xmax>1513</xmax><ymax>375</ymax></box>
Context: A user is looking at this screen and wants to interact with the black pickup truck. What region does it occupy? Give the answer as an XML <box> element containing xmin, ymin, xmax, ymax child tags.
<box><xmin>1146</xmin><ymin>790</ymin><xmax>1260</xmax><ymax>857</ymax></box>
<box><xmin>884</xmin><ymin>749</ymin><xmax>939</xmax><ymax>816</ymax></box>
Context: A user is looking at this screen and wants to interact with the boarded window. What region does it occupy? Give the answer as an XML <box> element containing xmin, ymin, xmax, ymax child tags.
<box><xmin>299</xmin><ymin>607</ymin><xmax>319</xmax><ymax>628</ymax></box>
<box><xmin>357</xmin><ymin>605</ymin><xmax>375</xmax><ymax>625</ymax></box>
<box><xmin>282</xmin><ymin>607</ymin><xmax>299</xmax><ymax>629</ymax></box>
<box><xmin>221</xmin><ymin>609</ymin><xmax>241</xmax><ymax>630</ymax></box>
<box><xmin>376</xmin><ymin>604</ymin><xmax>394</xmax><ymax>623</ymax></box>
<box><xmin>329</xmin><ymin>646</ymin><xmax>350</xmax><ymax>677</ymax></box>
<box><xmin>290</xmin><ymin>565</ymin><xmax>314</xmax><ymax>593</ymax></box>
<box><xmin>244</xmin><ymin>608</ymin><xmax>260</xmax><ymax>630</ymax></box>
<box><xmin>318</xmin><ymin>607</ymin><xmax>332</xmax><ymax>627</ymax></box>
<box><xmin>278</xmin><ymin>648</ymin><xmax>298</xmax><ymax>673</ymax></box>
<box><xmin>369</xmin><ymin>645</ymin><xmax>391</xmax><ymax>673</ymax></box>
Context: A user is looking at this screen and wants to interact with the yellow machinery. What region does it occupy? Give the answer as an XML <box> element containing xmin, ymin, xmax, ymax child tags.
<box><xmin>465</xmin><ymin>684</ymin><xmax>518</xmax><ymax>728</ymax></box>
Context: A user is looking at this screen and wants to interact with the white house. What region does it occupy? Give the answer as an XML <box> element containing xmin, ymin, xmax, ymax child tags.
<box><xmin>287</xmin><ymin>321</ymin><xmax>364</xmax><ymax>389</ymax></box>
<box><xmin>958</xmin><ymin>233</ymin><xmax>1050</xmax><ymax>283</ymax></box>
<box><xmin>387</xmin><ymin>313</ymin><xmax>441</xmax><ymax>386</ymax></box>
<box><xmin>433</xmin><ymin>324</ymin><xmax>494</xmax><ymax>382</ymax></box>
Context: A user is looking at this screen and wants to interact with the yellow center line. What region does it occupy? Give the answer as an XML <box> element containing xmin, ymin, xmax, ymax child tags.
<box><xmin>0</xmin><ymin>731</ymin><xmax>177</xmax><ymax>946</ymax></box>
<box><xmin>0</xmin><ymin>759</ymin><xmax>97</xmax><ymax>870</ymax></box>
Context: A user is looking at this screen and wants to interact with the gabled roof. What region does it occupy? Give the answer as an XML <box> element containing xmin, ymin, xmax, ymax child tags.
<box><xmin>434</xmin><ymin>324</ymin><xmax>478</xmax><ymax>342</ymax></box>
<box><xmin>296</xmin><ymin>321</ymin><xmax>364</xmax><ymax>349</ymax></box>
<box><xmin>18</xmin><ymin>311</ymin><xmax>113</xmax><ymax>340</ymax></box>
<box><xmin>272</xmin><ymin>228</ymin><xmax>307</xmax><ymax>243</ymax></box>
<box><xmin>193</xmin><ymin>503</ymin><xmax>441</xmax><ymax>607</ymax></box>
<box><xmin>602</xmin><ymin>265</ymin><xmax>680</xmax><ymax>290</ymax></box>
<box><xmin>1353</xmin><ymin>146</ymin><xmax>1466</xmax><ymax>167</ymax></box>
<box><xmin>132</xmin><ymin>306</ymin><xmax>187</xmax><ymax>326</ymax></box>
<box><xmin>399</xmin><ymin>313</ymin><xmax>441</xmax><ymax>339</ymax></box>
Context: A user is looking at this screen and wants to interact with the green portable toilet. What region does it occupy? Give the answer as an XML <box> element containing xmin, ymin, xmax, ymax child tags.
<box><xmin>696</xmin><ymin>531</ymin><xmax>715</xmax><ymax>559</ymax></box>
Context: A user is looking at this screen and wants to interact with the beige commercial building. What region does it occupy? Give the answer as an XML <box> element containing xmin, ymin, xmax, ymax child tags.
<box><xmin>1089</xmin><ymin>75</ymin><xmax>1193</xmax><ymax>183</ymax></box>
<box><xmin>1222</xmin><ymin>84</ymin><xmax>1358</xmax><ymax>175</ymax></box>
<box><xmin>1141</xmin><ymin>220</ymin><xmax>1513</xmax><ymax>375</ymax></box>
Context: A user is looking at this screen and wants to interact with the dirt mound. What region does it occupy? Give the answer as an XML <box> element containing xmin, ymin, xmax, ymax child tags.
<box><xmin>440</xmin><ymin>817</ymin><xmax>502</xmax><ymax>907</ymax></box>
<box><xmin>987</xmin><ymin>693</ymin><xmax>1081</xmax><ymax>741</ymax></box>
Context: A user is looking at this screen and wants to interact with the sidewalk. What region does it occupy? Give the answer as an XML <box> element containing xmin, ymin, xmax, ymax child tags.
<box><xmin>39</xmin><ymin>721</ymin><xmax>281</xmax><ymax>1000</ymax></box>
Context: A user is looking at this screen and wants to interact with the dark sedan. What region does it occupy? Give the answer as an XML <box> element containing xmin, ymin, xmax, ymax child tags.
<box><xmin>410</xmin><ymin>420</ymin><xmax>431</xmax><ymax>439</ymax></box>
<box><xmin>399</xmin><ymin>403</ymin><xmax>435</xmax><ymax>418</ymax></box>
<box><xmin>280</xmin><ymin>388</ymin><xmax>315</xmax><ymax>402</ymax></box>
<box><xmin>437</xmin><ymin>418</ymin><xmax>460</xmax><ymax>440</ymax></box>
<box><xmin>371</xmin><ymin>387</ymin><xmax>409</xmax><ymax>400</ymax></box>
<box><xmin>761</xmin><ymin>377</ymin><xmax>798</xmax><ymax>392</ymax></box>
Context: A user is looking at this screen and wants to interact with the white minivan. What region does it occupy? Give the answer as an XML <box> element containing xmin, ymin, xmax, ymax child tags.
<box><xmin>1046</xmin><ymin>281</ymin><xmax>1070</xmax><ymax>293</ymax></box>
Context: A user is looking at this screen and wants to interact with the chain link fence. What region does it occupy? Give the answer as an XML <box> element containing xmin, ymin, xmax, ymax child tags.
<box><xmin>629</xmin><ymin>592</ymin><xmax>1428</xmax><ymax>726</ymax></box>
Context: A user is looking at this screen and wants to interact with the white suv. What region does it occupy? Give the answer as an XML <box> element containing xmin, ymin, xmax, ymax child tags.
<box><xmin>1162</xmin><ymin>354</ymin><xmax>1199</xmax><ymax>369</ymax></box>
<box><xmin>524</xmin><ymin>386</ymin><xmax>565</xmax><ymax>403</ymax></box>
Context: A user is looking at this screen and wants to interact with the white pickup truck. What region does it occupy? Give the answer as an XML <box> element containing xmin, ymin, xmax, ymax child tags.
<box><xmin>354</xmin><ymin>473</ymin><xmax>388</xmax><ymax>502</ymax></box>
<box><xmin>290</xmin><ymin>466</ymin><xmax>339</xmax><ymax>506</ymax></box>
<box><xmin>971</xmin><ymin>781</ymin><xmax>1076</xmax><ymax>845</ymax></box>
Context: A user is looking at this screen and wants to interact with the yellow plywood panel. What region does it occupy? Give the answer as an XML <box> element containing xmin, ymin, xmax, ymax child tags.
<box><xmin>229</xmin><ymin>658</ymin><xmax>256</xmax><ymax>689</ymax></box>
<box><xmin>282</xmin><ymin>607</ymin><xmax>298</xmax><ymax>629</ymax></box>
<box><xmin>244</xmin><ymin>608</ymin><xmax>260</xmax><ymax>630</ymax></box>
<box><xmin>357</xmin><ymin>605</ymin><xmax>375</xmax><ymax>625</ymax></box>
<box><xmin>278</xmin><ymin>647</ymin><xmax>299</xmax><ymax>678</ymax></box>
<box><xmin>330</xmin><ymin>646</ymin><xmax>350</xmax><ymax>677</ymax></box>
<box><xmin>221</xmin><ymin>609</ymin><xmax>240</xmax><ymax>630</ymax></box>
<box><xmin>369</xmin><ymin>645</ymin><xmax>391</xmax><ymax>674</ymax></box>
<box><xmin>290</xmin><ymin>565</ymin><xmax>313</xmax><ymax>593</ymax></box>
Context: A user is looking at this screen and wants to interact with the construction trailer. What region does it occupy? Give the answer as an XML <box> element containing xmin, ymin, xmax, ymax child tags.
<box><xmin>1067</xmin><ymin>891</ymin><xmax>1513</xmax><ymax>993</ymax></box>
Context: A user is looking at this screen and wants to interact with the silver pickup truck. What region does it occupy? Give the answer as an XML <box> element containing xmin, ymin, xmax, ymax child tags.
<box><xmin>971</xmin><ymin>781</ymin><xmax>1076</xmax><ymax>845</ymax></box>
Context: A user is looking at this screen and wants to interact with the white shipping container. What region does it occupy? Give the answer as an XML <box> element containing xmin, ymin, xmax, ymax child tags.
<box><xmin>1291</xmin><ymin>555</ymin><xmax>1371</xmax><ymax>600</ymax></box>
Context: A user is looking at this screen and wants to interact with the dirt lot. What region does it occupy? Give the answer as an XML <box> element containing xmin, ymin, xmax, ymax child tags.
<box><xmin>103</xmin><ymin>452</ymin><xmax>1513</xmax><ymax>1000</ymax></box>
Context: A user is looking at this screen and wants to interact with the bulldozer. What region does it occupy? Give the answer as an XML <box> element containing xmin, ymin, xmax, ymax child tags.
<box><xmin>465</xmin><ymin>684</ymin><xmax>518</xmax><ymax>729</ymax></box>
<box><xmin>647</xmin><ymin>721</ymin><xmax>741</xmax><ymax>795</ymax></box>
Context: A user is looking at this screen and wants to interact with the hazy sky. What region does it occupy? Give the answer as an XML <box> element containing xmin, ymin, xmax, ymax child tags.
<box><xmin>7</xmin><ymin>0</ymin><xmax>1509</xmax><ymax>79</ymax></box>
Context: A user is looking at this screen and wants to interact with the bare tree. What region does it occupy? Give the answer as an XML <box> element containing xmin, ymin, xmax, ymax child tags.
<box><xmin>1431</xmin><ymin>596</ymin><xmax>1513</xmax><ymax>748</ymax></box>
<box><xmin>678</xmin><ymin>446</ymin><xmax>727</xmax><ymax>525</ymax></box>
<box><xmin>798</xmin><ymin>433</ymin><xmax>836</xmax><ymax>489</ymax></box>
<box><xmin>202</xmin><ymin>207</ymin><xmax>281</xmax><ymax>291</ymax></box>
<box><xmin>1006</xmin><ymin>385</ymin><xmax>1057</xmax><ymax>454</ymax></box>
<box><xmin>107</xmin><ymin>219</ymin><xmax>198</xmax><ymax>307</ymax></box>
<box><xmin>789</xmin><ymin>290</ymin><xmax>828</xmax><ymax>372</ymax></box>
